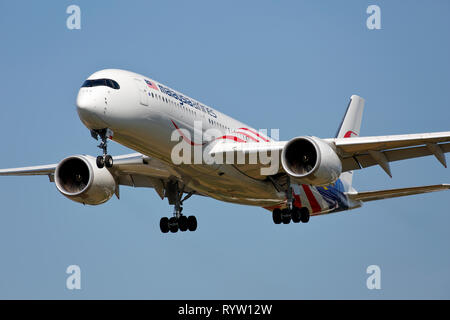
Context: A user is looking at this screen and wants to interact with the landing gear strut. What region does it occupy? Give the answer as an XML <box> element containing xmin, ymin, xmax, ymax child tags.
<box><xmin>91</xmin><ymin>129</ymin><xmax>113</xmax><ymax>168</ymax></box>
<box><xmin>160</xmin><ymin>182</ymin><xmax>197</xmax><ymax>234</ymax></box>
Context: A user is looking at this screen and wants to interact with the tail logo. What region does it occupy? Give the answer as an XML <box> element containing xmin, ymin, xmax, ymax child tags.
<box><xmin>344</xmin><ymin>130</ymin><xmax>358</xmax><ymax>138</ymax></box>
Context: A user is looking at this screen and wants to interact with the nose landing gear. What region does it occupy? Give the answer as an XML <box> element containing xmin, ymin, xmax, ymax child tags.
<box><xmin>91</xmin><ymin>129</ymin><xmax>114</xmax><ymax>168</ymax></box>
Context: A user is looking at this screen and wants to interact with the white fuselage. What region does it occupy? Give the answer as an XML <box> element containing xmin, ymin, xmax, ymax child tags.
<box><xmin>76</xmin><ymin>69</ymin><xmax>354</xmax><ymax>215</ymax></box>
<box><xmin>76</xmin><ymin>69</ymin><xmax>285</xmax><ymax>208</ymax></box>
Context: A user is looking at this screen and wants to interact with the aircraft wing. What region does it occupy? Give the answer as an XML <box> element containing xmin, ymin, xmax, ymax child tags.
<box><xmin>209</xmin><ymin>131</ymin><xmax>450</xmax><ymax>178</ymax></box>
<box><xmin>347</xmin><ymin>184</ymin><xmax>450</xmax><ymax>202</ymax></box>
<box><xmin>0</xmin><ymin>153</ymin><xmax>178</xmax><ymax>199</ymax></box>
<box><xmin>0</xmin><ymin>164</ymin><xmax>57</xmax><ymax>176</ymax></box>
<box><xmin>327</xmin><ymin>131</ymin><xmax>450</xmax><ymax>176</ymax></box>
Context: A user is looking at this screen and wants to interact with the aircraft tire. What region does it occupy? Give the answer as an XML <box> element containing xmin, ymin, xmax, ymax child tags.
<box><xmin>160</xmin><ymin>217</ymin><xmax>169</xmax><ymax>233</ymax></box>
<box><xmin>272</xmin><ymin>209</ymin><xmax>282</xmax><ymax>224</ymax></box>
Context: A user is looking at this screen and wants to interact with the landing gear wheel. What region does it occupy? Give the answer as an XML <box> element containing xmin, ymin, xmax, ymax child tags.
<box><xmin>300</xmin><ymin>207</ymin><xmax>310</xmax><ymax>223</ymax></box>
<box><xmin>291</xmin><ymin>208</ymin><xmax>301</xmax><ymax>223</ymax></box>
<box><xmin>169</xmin><ymin>217</ymin><xmax>179</xmax><ymax>233</ymax></box>
<box><xmin>105</xmin><ymin>155</ymin><xmax>113</xmax><ymax>168</ymax></box>
<box><xmin>96</xmin><ymin>156</ymin><xmax>105</xmax><ymax>169</ymax></box>
<box><xmin>178</xmin><ymin>215</ymin><xmax>188</xmax><ymax>232</ymax></box>
<box><xmin>160</xmin><ymin>217</ymin><xmax>169</xmax><ymax>233</ymax></box>
<box><xmin>272</xmin><ymin>208</ymin><xmax>282</xmax><ymax>224</ymax></box>
<box><xmin>187</xmin><ymin>216</ymin><xmax>197</xmax><ymax>232</ymax></box>
<box><xmin>281</xmin><ymin>209</ymin><xmax>291</xmax><ymax>224</ymax></box>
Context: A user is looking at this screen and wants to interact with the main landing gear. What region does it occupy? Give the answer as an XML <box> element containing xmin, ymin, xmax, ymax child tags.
<box><xmin>91</xmin><ymin>129</ymin><xmax>113</xmax><ymax>169</ymax></box>
<box><xmin>272</xmin><ymin>181</ymin><xmax>310</xmax><ymax>225</ymax></box>
<box><xmin>160</xmin><ymin>181</ymin><xmax>198</xmax><ymax>234</ymax></box>
<box><xmin>272</xmin><ymin>207</ymin><xmax>310</xmax><ymax>225</ymax></box>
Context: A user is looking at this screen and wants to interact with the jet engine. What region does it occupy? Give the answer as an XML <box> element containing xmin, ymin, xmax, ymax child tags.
<box><xmin>281</xmin><ymin>136</ymin><xmax>342</xmax><ymax>186</ymax></box>
<box><xmin>54</xmin><ymin>155</ymin><xmax>116</xmax><ymax>205</ymax></box>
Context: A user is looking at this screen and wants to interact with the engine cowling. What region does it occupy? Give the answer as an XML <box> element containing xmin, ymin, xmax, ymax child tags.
<box><xmin>54</xmin><ymin>155</ymin><xmax>116</xmax><ymax>205</ymax></box>
<box><xmin>281</xmin><ymin>136</ymin><xmax>342</xmax><ymax>186</ymax></box>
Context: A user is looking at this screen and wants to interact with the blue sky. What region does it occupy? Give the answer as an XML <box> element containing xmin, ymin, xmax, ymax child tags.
<box><xmin>0</xmin><ymin>0</ymin><xmax>449</xmax><ymax>299</ymax></box>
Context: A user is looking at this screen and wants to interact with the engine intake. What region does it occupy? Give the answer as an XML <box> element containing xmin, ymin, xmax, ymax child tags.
<box><xmin>55</xmin><ymin>155</ymin><xmax>116</xmax><ymax>205</ymax></box>
<box><xmin>281</xmin><ymin>136</ymin><xmax>342</xmax><ymax>186</ymax></box>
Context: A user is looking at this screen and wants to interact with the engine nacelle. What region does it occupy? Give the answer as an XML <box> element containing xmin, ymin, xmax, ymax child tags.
<box><xmin>281</xmin><ymin>136</ymin><xmax>342</xmax><ymax>186</ymax></box>
<box><xmin>54</xmin><ymin>155</ymin><xmax>116</xmax><ymax>205</ymax></box>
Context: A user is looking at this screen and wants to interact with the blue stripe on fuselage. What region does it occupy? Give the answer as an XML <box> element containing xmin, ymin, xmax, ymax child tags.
<box><xmin>315</xmin><ymin>179</ymin><xmax>350</xmax><ymax>212</ymax></box>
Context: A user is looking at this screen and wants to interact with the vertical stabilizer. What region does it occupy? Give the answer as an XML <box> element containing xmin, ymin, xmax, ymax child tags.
<box><xmin>335</xmin><ymin>95</ymin><xmax>365</xmax><ymax>139</ymax></box>
<box><xmin>336</xmin><ymin>95</ymin><xmax>365</xmax><ymax>189</ymax></box>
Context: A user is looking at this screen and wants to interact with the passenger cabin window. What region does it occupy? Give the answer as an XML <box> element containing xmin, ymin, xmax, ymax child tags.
<box><xmin>81</xmin><ymin>78</ymin><xmax>120</xmax><ymax>90</ymax></box>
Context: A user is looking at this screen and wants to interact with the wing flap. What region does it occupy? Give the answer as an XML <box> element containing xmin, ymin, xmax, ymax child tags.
<box><xmin>347</xmin><ymin>184</ymin><xmax>450</xmax><ymax>202</ymax></box>
<box><xmin>341</xmin><ymin>142</ymin><xmax>450</xmax><ymax>171</ymax></box>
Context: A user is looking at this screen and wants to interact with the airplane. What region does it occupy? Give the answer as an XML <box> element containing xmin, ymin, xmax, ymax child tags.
<box><xmin>1</xmin><ymin>69</ymin><xmax>449</xmax><ymax>234</ymax></box>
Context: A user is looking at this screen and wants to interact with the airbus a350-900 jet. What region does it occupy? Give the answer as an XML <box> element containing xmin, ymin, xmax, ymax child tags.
<box><xmin>1</xmin><ymin>69</ymin><xmax>449</xmax><ymax>233</ymax></box>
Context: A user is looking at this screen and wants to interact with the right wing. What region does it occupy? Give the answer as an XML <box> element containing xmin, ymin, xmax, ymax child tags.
<box><xmin>0</xmin><ymin>164</ymin><xmax>57</xmax><ymax>176</ymax></box>
<box><xmin>347</xmin><ymin>184</ymin><xmax>450</xmax><ymax>202</ymax></box>
<box><xmin>0</xmin><ymin>153</ymin><xmax>188</xmax><ymax>200</ymax></box>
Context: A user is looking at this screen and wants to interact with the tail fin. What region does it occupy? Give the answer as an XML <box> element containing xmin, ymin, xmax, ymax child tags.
<box><xmin>336</xmin><ymin>95</ymin><xmax>365</xmax><ymax>189</ymax></box>
<box><xmin>335</xmin><ymin>95</ymin><xmax>365</xmax><ymax>139</ymax></box>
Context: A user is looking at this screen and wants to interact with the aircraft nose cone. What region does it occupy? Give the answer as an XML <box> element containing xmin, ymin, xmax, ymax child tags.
<box><xmin>76</xmin><ymin>90</ymin><xmax>107</xmax><ymax>129</ymax></box>
<box><xmin>76</xmin><ymin>98</ymin><xmax>88</xmax><ymax>111</ymax></box>
<box><xmin>76</xmin><ymin>92</ymin><xmax>96</xmax><ymax>112</ymax></box>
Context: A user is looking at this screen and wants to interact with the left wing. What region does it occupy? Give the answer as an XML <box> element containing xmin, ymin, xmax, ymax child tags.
<box><xmin>347</xmin><ymin>184</ymin><xmax>450</xmax><ymax>202</ymax></box>
<box><xmin>327</xmin><ymin>131</ymin><xmax>450</xmax><ymax>176</ymax></box>
<box><xmin>209</xmin><ymin>131</ymin><xmax>450</xmax><ymax>179</ymax></box>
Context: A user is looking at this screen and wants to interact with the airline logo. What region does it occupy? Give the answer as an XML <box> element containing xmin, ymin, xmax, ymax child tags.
<box><xmin>344</xmin><ymin>130</ymin><xmax>358</xmax><ymax>138</ymax></box>
<box><xmin>144</xmin><ymin>79</ymin><xmax>159</xmax><ymax>91</ymax></box>
<box><xmin>158</xmin><ymin>84</ymin><xmax>217</xmax><ymax>118</ymax></box>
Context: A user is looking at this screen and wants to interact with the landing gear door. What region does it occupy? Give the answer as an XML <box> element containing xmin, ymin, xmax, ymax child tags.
<box><xmin>133</xmin><ymin>78</ymin><xmax>149</xmax><ymax>106</ymax></box>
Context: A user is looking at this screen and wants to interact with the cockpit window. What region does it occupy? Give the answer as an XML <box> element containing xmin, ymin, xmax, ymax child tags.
<box><xmin>81</xmin><ymin>78</ymin><xmax>120</xmax><ymax>90</ymax></box>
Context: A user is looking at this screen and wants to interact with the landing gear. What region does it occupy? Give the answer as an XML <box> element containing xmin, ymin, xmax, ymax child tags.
<box><xmin>91</xmin><ymin>129</ymin><xmax>113</xmax><ymax>168</ymax></box>
<box><xmin>160</xmin><ymin>217</ymin><xmax>169</xmax><ymax>233</ymax></box>
<box><xmin>299</xmin><ymin>207</ymin><xmax>310</xmax><ymax>223</ymax></box>
<box><xmin>272</xmin><ymin>208</ymin><xmax>282</xmax><ymax>224</ymax></box>
<box><xmin>159</xmin><ymin>181</ymin><xmax>198</xmax><ymax>234</ymax></box>
<box><xmin>273</xmin><ymin>178</ymin><xmax>311</xmax><ymax>225</ymax></box>
<box><xmin>291</xmin><ymin>207</ymin><xmax>301</xmax><ymax>223</ymax></box>
<box><xmin>281</xmin><ymin>209</ymin><xmax>291</xmax><ymax>224</ymax></box>
<box><xmin>272</xmin><ymin>207</ymin><xmax>310</xmax><ymax>225</ymax></box>
<box><xmin>159</xmin><ymin>215</ymin><xmax>197</xmax><ymax>233</ymax></box>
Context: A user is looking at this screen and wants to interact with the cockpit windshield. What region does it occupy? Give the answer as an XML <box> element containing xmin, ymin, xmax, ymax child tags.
<box><xmin>81</xmin><ymin>78</ymin><xmax>120</xmax><ymax>90</ymax></box>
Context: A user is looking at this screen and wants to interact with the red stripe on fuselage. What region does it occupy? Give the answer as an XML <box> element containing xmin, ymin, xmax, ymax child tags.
<box><xmin>238</xmin><ymin>128</ymin><xmax>270</xmax><ymax>142</ymax></box>
<box><xmin>293</xmin><ymin>193</ymin><xmax>302</xmax><ymax>208</ymax></box>
<box><xmin>235</xmin><ymin>131</ymin><xmax>260</xmax><ymax>142</ymax></box>
<box><xmin>302</xmin><ymin>185</ymin><xmax>321</xmax><ymax>213</ymax></box>
<box><xmin>171</xmin><ymin>120</ymin><xmax>205</xmax><ymax>146</ymax></box>
<box><xmin>216</xmin><ymin>135</ymin><xmax>246</xmax><ymax>143</ymax></box>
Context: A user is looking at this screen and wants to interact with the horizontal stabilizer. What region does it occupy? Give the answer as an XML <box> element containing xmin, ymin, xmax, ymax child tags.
<box><xmin>347</xmin><ymin>184</ymin><xmax>450</xmax><ymax>202</ymax></box>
